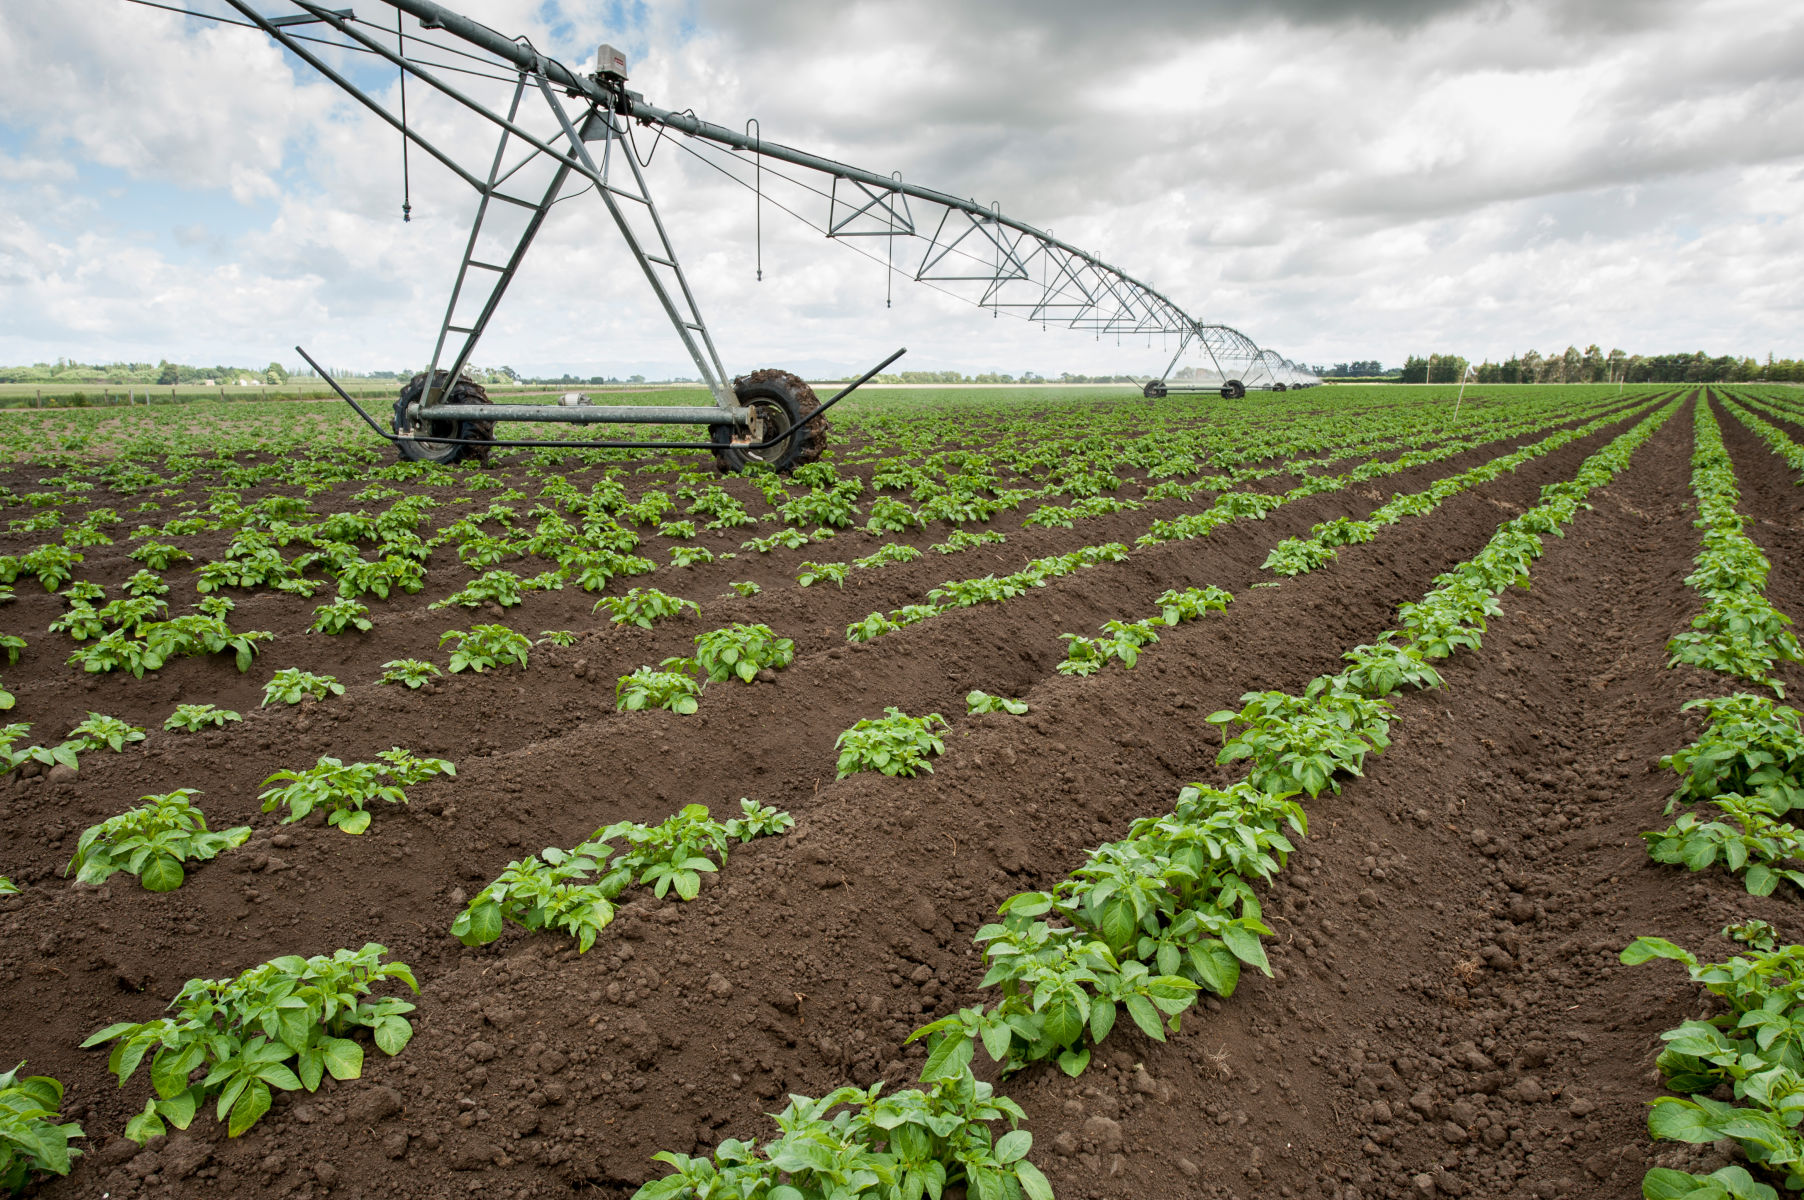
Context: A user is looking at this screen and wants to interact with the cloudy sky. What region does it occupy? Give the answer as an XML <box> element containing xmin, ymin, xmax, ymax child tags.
<box><xmin>1</xmin><ymin>0</ymin><xmax>1800</xmax><ymax>379</ymax></box>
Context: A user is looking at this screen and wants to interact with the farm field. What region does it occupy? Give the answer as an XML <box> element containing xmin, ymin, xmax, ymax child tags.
<box><xmin>5</xmin><ymin>382</ymin><xmax>1804</xmax><ymax>1200</ymax></box>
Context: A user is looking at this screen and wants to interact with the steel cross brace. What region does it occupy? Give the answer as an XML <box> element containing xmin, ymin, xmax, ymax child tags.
<box><xmin>222</xmin><ymin>0</ymin><xmax>739</xmax><ymax>424</ymax></box>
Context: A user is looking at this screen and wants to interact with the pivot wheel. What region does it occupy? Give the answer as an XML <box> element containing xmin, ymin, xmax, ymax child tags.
<box><xmin>1273</xmin><ymin>382</ymin><xmax>1289</xmax><ymax>392</ymax></box>
<box><xmin>393</xmin><ymin>371</ymin><xmax>493</xmax><ymax>465</ymax></box>
<box><xmin>1219</xmin><ymin>378</ymin><xmax>1247</xmax><ymax>400</ymax></box>
<box><xmin>1142</xmin><ymin>379</ymin><xmax>1168</xmax><ymax>399</ymax></box>
<box><xmin>712</xmin><ymin>369</ymin><xmax>828</xmax><ymax>473</ymax></box>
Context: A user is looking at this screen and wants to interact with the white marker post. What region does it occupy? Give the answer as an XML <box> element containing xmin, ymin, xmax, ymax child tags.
<box><xmin>1453</xmin><ymin>362</ymin><xmax>1476</xmax><ymax>423</ymax></box>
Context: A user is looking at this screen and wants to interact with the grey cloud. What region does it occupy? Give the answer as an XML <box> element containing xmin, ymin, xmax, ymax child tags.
<box><xmin>3</xmin><ymin>0</ymin><xmax>1802</xmax><ymax>372</ymax></box>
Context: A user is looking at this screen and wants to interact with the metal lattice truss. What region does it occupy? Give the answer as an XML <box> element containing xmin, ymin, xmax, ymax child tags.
<box><xmin>218</xmin><ymin>0</ymin><xmax>1318</xmax><ymax>406</ymax></box>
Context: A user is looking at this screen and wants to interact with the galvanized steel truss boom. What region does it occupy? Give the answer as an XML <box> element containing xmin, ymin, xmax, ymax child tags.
<box><xmin>219</xmin><ymin>0</ymin><xmax>1317</xmax><ymax>423</ymax></box>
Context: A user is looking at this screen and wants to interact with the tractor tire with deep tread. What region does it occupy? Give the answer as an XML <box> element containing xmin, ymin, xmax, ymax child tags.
<box><xmin>392</xmin><ymin>372</ymin><xmax>494</xmax><ymax>465</ymax></box>
<box><xmin>712</xmin><ymin>368</ymin><xmax>829</xmax><ymax>474</ymax></box>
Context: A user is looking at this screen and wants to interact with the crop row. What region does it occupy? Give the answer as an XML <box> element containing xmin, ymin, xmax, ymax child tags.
<box><xmin>892</xmin><ymin>400</ymin><xmax>1676</xmax><ymax>1078</ymax></box>
<box><xmin>1625</xmin><ymin>392</ymin><xmax>1804</xmax><ymax>1200</ymax></box>
<box><xmin>1722</xmin><ymin>390</ymin><xmax>1804</xmax><ymax>478</ymax></box>
<box><xmin>849</xmin><ymin>394</ymin><xmax>1656</xmax><ymax>644</ymax></box>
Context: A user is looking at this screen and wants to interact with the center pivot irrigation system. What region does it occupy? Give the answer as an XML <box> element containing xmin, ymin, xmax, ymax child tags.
<box><xmin>206</xmin><ymin>0</ymin><xmax>1319</xmax><ymax>470</ymax></box>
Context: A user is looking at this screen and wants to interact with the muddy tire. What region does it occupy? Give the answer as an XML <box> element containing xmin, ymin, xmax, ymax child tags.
<box><xmin>1220</xmin><ymin>378</ymin><xmax>1247</xmax><ymax>400</ymax></box>
<box><xmin>392</xmin><ymin>372</ymin><xmax>493</xmax><ymax>465</ymax></box>
<box><xmin>1143</xmin><ymin>379</ymin><xmax>1168</xmax><ymax>399</ymax></box>
<box><xmin>712</xmin><ymin>369</ymin><xmax>828</xmax><ymax>473</ymax></box>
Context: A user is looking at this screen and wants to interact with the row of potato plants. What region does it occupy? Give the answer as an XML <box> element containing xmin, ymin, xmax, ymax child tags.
<box><xmin>1629</xmin><ymin>394</ymin><xmax>1804</xmax><ymax>1200</ymax></box>
<box><xmin>846</xmin><ymin>395</ymin><xmax>1644</xmax><ymax>646</ymax></box>
<box><xmin>1257</xmin><ymin>400</ymin><xmax>1655</xmax><ymax>577</ymax></box>
<box><xmin>904</xmin><ymin>401</ymin><xmax>1676</xmax><ymax>1081</ymax></box>
<box><xmin>1722</xmin><ymin>392</ymin><xmax>1804</xmax><ymax>478</ymax></box>
<box><xmin>1644</xmin><ymin>399</ymin><xmax>1804</xmax><ymax>896</ymax></box>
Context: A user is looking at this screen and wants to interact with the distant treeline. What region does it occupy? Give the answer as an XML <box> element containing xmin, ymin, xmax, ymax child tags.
<box><xmin>1</xmin><ymin>359</ymin><xmax>514</xmax><ymax>387</ymax></box>
<box><xmin>1386</xmin><ymin>347</ymin><xmax>1804</xmax><ymax>385</ymax></box>
<box><xmin>13</xmin><ymin>347</ymin><xmax>1799</xmax><ymax>390</ymax></box>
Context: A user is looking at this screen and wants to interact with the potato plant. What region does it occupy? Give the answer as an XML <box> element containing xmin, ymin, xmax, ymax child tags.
<box><xmin>966</xmin><ymin>690</ymin><xmax>1028</xmax><ymax>715</ymax></box>
<box><xmin>931</xmin><ymin>529</ymin><xmax>1006</xmax><ymax>554</ymax></box>
<box><xmin>616</xmin><ymin>663</ymin><xmax>705</xmax><ymax>714</ymax></box>
<box><xmin>163</xmin><ymin>703</ymin><xmax>242</xmax><ymax>733</ymax></box>
<box><xmin>0</xmin><ymin>723</ymin><xmax>79</xmax><ymax>776</ymax></box>
<box><xmin>121</xmin><ymin>569</ymin><xmax>168</xmax><ymax>597</ymax></box>
<box><xmin>917</xmin><ymin>778</ymin><xmax>1293</xmax><ymax>1078</ymax></box>
<box><xmin>1662</xmin><ymin>694</ymin><xmax>1804</xmax><ymax>814</ymax></box>
<box><xmin>668</xmin><ymin>545</ymin><xmax>715</xmax><ymax>568</ymax></box>
<box><xmin>1209</xmin><ymin>689</ymin><xmax>1392</xmax><ymax>798</ymax></box>
<box><xmin>835</xmin><ymin>707</ymin><xmax>948</xmax><ymax>779</ymax></box>
<box><xmin>440</xmin><ymin>624</ymin><xmax>531</xmax><ymax>673</ymax></box>
<box><xmin>65</xmin><ymin>712</ymin><xmax>145</xmax><ymax>753</ymax></box>
<box><xmin>854</xmin><ymin>543</ymin><xmax>923</xmax><ymax>571</ymax></box>
<box><xmin>692</xmin><ymin>623</ymin><xmax>794</xmax><ymax>683</ymax></box>
<box><xmin>261</xmin><ymin>668</ymin><xmax>344</xmax><ymax>707</ymax></box>
<box><xmin>795</xmin><ymin>560</ymin><xmax>848</xmax><ymax>588</ymax></box>
<box><xmin>597</xmin><ymin>587</ymin><xmax>699</xmax><ymax>628</ymax></box>
<box><xmin>741</xmin><ymin>528</ymin><xmax>810</xmax><ymax>554</ymax></box>
<box><xmin>1261</xmin><ymin>537</ymin><xmax>1338</xmax><ymax>576</ymax></box>
<box><xmin>0</xmin><ymin>1062</ymin><xmax>83</xmax><ymax>1191</ymax></box>
<box><xmin>309</xmin><ymin>597</ymin><xmax>372</xmax><ymax>635</ymax></box>
<box><xmin>372</xmin><ymin>747</ymin><xmax>454</xmax><ymax>787</ymax></box>
<box><xmin>334</xmin><ymin>554</ymin><xmax>425</xmax><ymax>599</ymax></box>
<box><xmin>1622</xmin><ymin>936</ymin><xmax>1804</xmax><ymax>1198</ymax></box>
<box><xmin>67</xmin><ymin>789</ymin><xmax>250</xmax><ymax>891</ymax></box>
<box><xmin>1328</xmin><ymin>635</ymin><xmax>1445</xmax><ymax>698</ymax></box>
<box><xmin>129</xmin><ymin>541</ymin><xmax>190</xmax><ymax>570</ymax></box>
<box><xmin>1643</xmin><ymin>796</ymin><xmax>1804</xmax><ymax>896</ymax></box>
<box><xmin>633</xmin><ymin>1059</ymin><xmax>1051</xmax><ymax>1200</ymax></box>
<box><xmin>1056</xmin><ymin>635</ymin><xmax>1108</xmax><ymax>677</ymax></box>
<box><xmin>847</xmin><ymin>613</ymin><xmax>900</xmax><ymax>643</ymax></box>
<box><xmin>430</xmin><ymin>569</ymin><xmax>527</xmax><ymax>611</ymax></box>
<box><xmin>83</xmin><ymin>944</ymin><xmax>417</xmax><ymax>1140</ymax></box>
<box><xmin>378</xmin><ymin>658</ymin><xmax>441</xmax><ymax>688</ymax></box>
<box><xmin>69</xmin><ymin>615</ymin><xmax>272</xmax><ymax>677</ymax></box>
<box><xmin>1668</xmin><ymin>402</ymin><xmax>1802</xmax><ymax>696</ymax></box>
<box><xmin>47</xmin><ymin>604</ymin><xmax>103</xmax><ymax>641</ymax></box>
<box><xmin>259</xmin><ymin>750</ymin><xmax>448</xmax><ymax>835</ymax></box>
<box><xmin>1154</xmin><ymin>585</ymin><xmax>1232</xmax><ymax>625</ymax></box>
<box><xmin>561</xmin><ymin>549</ymin><xmax>654</xmax><ymax>592</ymax></box>
<box><xmin>453</xmin><ymin>800</ymin><xmax>791</xmax><ymax>951</ymax></box>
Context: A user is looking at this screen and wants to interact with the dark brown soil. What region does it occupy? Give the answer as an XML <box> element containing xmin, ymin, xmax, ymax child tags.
<box><xmin>12</xmin><ymin>390</ymin><xmax>1790</xmax><ymax>1200</ymax></box>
